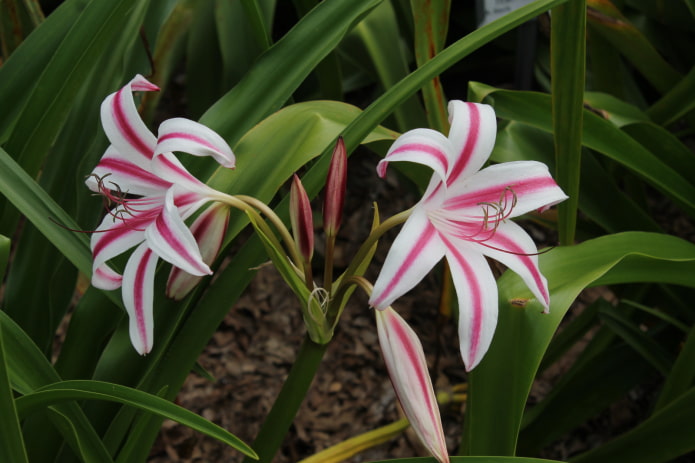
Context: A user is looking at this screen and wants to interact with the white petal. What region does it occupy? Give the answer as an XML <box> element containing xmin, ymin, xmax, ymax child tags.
<box><xmin>121</xmin><ymin>242</ymin><xmax>159</xmax><ymax>355</ymax></box>
<box><xmin>86</xmin><ymin>146</ymin><xmax>171</xmax><ymax>197</ymax></box>
<box><xmin>92</xmin><ymin>263</ymin><xmax>123</xmax><ymax>290</ymax></box>
<box><xmin>150</xmin><ymin>152</ymin><xmax>211</xmax><ymax>194</ymax></box>
<box><xmin>474</xmin><ymin>221</ymin><xmax>550</xmax><ymax>311</ymax></box>
<box><xmin>443</xmin><ymin>160</ymin><xmax>568</xmax><ymax>219</ymax></box>
<box><xmin>90</xmin><ymin>205</ymin><xmax>161</xmax><ymax>289</ymax></box>
<box><xmin>155</xmin><ymin>118</ymin><xmax>235</xmax><ymax>168</ymax></box>
<box><xmin>144</xmin><ymin>188</ymin><xmax>212</xmax><ymax>277</ymax></box>
<box><xmin>376</xmin><ymin>308</ymin><xmax>449</xmax><ymax>463</ymax></box>
<box><xmin>441</xmin><ymin>237</ymin><xmax>499</xmax><ymax>371</ymax></box>
<box><xmin>446</xmin><ymin>101</ymin><xmax>496</xmax><ymax>185</ymax></box>
<box><xmin>100</xmin><ymin>75</ymin><xmax>158</xmax><ymax>165</ymax></box>
<box><xmin>167</xmin><ymin>203</ymin><xmax>229</xmax><ymax>300</ymax></box>
<box><xmin>377</xmin><ymin>128</ymin><xmax>451</xmax><ymax>183</ymax></box>
<box><xmin>369</xmin><ymin>209</ymin><xmax>445</xmax><ymax>310</ymax></box>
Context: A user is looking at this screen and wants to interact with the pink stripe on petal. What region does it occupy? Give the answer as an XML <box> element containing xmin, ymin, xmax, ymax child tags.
<box><xmin>389</xmin><ymin>314</ymin><xmax>440</xmax><ymax>425</ymax></box>
<box><xmin>447</xmin><ymin>104</ymin><xmax>480</xmax><ymax>185</ymax></box>
<box><xmin>480</xmin><ymin>225</ymin><xmax>549</xmax><ymax>308</ymax></box>
<box><xmin>377</xmin><ymin>308</ymin><xmax>449</xmax><ymax>463</ymax></box>
<box><xmin>444</xmin><ymin>176</ymin><xmax>559</xmax><ymax>212</ymax></box>
<box><xmin>379</xmin><ymin>143</ymin><xmax>449</xmax><ymax>178</ymax></box>
<box><xmin>159</xmin><ymin>132</ymin><xmax>222</xmax><ymax>154</ymax></box>
<box><xmin>153</xmin><ymin>154</ymin><xmax>202</xmax><ymax>186</ymax></box>
<box><xmin>133</xmin><ymin>248</ymin><xmax>153</xmax><ymax>349</ymax></box>
<box><xmin>441</xmin><ymin>236</ymin><xmax>484</xmax><ymax>361</ymax></box>
<box><xmin>96</xmin><ymin>157</ymin><xmax>172</xmax><ymax>191</ymax></box>
<box><xmin>155</xmin><ymin>212</ymin><xmax>210</xmax><ymax>275</ymax></box>
<box><xmin>114</xmin><ymin>88</ymin><xmax>155</xmax><ymax>158</ymax></box>
<box><xmin>370</xmin><ymin>224</ymin><xmax>437</xmax><ymax>309</ymax></box>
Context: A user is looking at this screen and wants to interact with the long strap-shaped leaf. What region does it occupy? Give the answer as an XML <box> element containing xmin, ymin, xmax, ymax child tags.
<box><xmin>0</xmin><ymin>147</ymin><xmax>91</xmax><ymax>277</ymax></box>
<box><xmin>468</xmin><ymin>84</ymin><xmax>695</xmax><ymax>217</ymax></box>
<box><xmin>14</xmin><ymin>380</ymin><xmax>257</xmax><ymax>460</ymax></box>
<box><xmin>550</xmin><ymin>0</ymin><xmax>586</xmax><ymax>245</ymax></box>
<box><xmin>570</xmin><ymin>385</ymin><xmax>695</xmax><ymax>463</ymax></box>
<box><xmin>0</xmin><ymin>323</ymin><xmax>29</xmax><ymax>463</ymax></box>
<box><xmin>0</xmin><ymin>311</ymin><xmax>114</xmax><ymax>462</ymax></box>
<box><xmin>460</xmin><ymin>232</ymin><xmax>695</xmax><ymax>456</ymax></box>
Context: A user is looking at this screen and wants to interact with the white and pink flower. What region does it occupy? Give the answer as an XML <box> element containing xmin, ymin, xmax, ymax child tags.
<box><xmin>370</xmin><ymin>101</ymin><xmax>567</xmax><ymax>371</ymax></box>
<box><xmin>86</xmin><ymin>75</ymin><xmax>234</xmax><ymax>355</ymax></box>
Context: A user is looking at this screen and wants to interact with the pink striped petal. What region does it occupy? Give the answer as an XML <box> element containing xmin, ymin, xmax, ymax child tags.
<box><xmin>166</xmin><ymin>203</ymin><xmax>229</xmax><ymax>300</ymax></box>
<box><xmin>446</xmin><ymin>102</ymin><xmax>496</xmax><ymax>185</ymax></box>
<box><xmin>156</xmin><ymin>118</ymin><xmax>235</xmax><ymax>168</ymax></box>
<box><xmin>369</xmin><ymin>209</ymin><xmax>446</xmax><ymax>310</ymax></box>
<box><xmin>144</xmin><ymin>188</ymin><xmax>212</xmax><ymax>277</ymax></box>
<box><xmin>122</xmin><ymin>242</ymin><xmax>158</xmax><ymax>355</ymax></box>
<box><xmin>92</xmin><ymin>263</ymin><xmax>123</xmax><ymax>290</ymax></box>
<box><xmin>100</xmin><ymin>75</ymin><xmax>158</xmax><ymax>165</ymax></box>
<box><xmin>150</xmin><ymin>152</ymin><xmax>209</xmax><ymax>193</ymax></box>
<box><xmin>90</xmin><ymin>207</ymin><xmax>160</xmax><ymax>289</ymax></box>
<box><xmin>474</xmin><ymin>221</ymin><xmax>550</xmax><ymax>311</ymax></box>
<box><xmin>443</xmin><ymin>161</ymin><xmax>568</xmax><ymax>219</ymax></box>
<box><xmin>376</xmin><ymin>307</ymin><xmax>449</xmax><ymax>463</ymax></box>
<box><xmin>376</xmin><ymin>128</ymin><xmax>451</xmax><ymax>183</ymax></box>
<box><xmin>441</xmin><ymin>237</ymin><xmax>499</xmax><ymax>371</ymax></box>
<box><xmin>86</xmin><ymin>146</ymin><xmax>171</xmax><ymax>197</ymax></box>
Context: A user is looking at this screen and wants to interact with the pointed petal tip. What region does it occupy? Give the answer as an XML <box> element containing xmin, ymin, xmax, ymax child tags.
<box><xmin>130</xmin><ymin>74</ymin><xmax>160</xmax><ymax>92</ymax></box>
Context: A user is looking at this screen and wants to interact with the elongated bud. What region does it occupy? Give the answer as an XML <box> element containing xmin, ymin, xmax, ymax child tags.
<box><xmin>376</xmin><ymin>307</ymin><xmax>449</xmax><ymax>463</ymax></box>
<box><xmin>323</xmin><ymin>137</ymin><xmax>347</xmax><ymax>237</ymax></box>
<box><xmin>290</xmin><ymin>174</ymin><xmax>314</xmax><ymax>262</ymax></box>
<box><xmin>166</xmin><ymin>203</ymin><xmax>230</xmax><ymax>300</ymax></box>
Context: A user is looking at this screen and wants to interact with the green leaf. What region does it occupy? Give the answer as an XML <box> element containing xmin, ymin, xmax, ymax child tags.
<box><xmin>519</xmin><ymin>342</ymin><xmax>653</xmax><ymax>455</ymax></box>
<box><xmin>461</xmin><ymin>232</ymin><xmax>695</xmax><ymax>455</ymax></box>
<box><xmin>348</xmin><ymin>0</ymin><xmax>426</xmax><ymax>131</ymax></box>
<box><xmin>647</xmin><ymin>57</ymin><xmax>695</xmax><ymax>126</ymax></box>
<box><xmin>587</xmin><ymin>1</ymin><xmax>682</xmax><ymax>94</ymax></box>
<box><xmin>0</xmin><ymin>147</ymin><xmax>94</xmax><ymax>280</ymax></box>
<box><xmin>15</xmin><ymin>380</ymin><xmax>257</xmax><ymax>459</ymax></box>
<box><xmin>490</xmin><ymin>121</ymin><xmax>660</xmax><ymax>234</ymax></box>
<box><xmin>0</xmin><ymin>234</ymin><xmax>9</xmax><ymax>283</ymax></box>
<box><xmin>550</xmin><ymin>0</ymin><xmax>586</xmax><ymax>245</ymax></box>
<box><xmin>0</xmin><ymin>0</ymin><xmax>80</xmax><ymax>141</ymax></box>
<box><xmin>0</xmin><ymin>311</ymin><xmax>114</xmax><ymax>462</ymax></box>
<box><xmin>468</xmin><ymin>83</ymin><xmax>695</xmax><ymax>217</ymax></box>
<box><xmin>0</xmin><ymin>323</ymin><xmax>28</xmax><ymax>463</ymax></box>
<box><xmin>569</xmin><ymin>386</ymin><xmax>695</xmax><ymax>463</ymax></box>
<box><xmin>198</xmin><ymin>0</ymin><xmax>382</xmax><ymax>172</ymax></box>
<box><xmin>654</xmin><ymin>323</ymin><xmax>695</xmax><ymax>411</ymax></box>
<box><xmin>2</xmin><ymin>0</ymin><xmax>147</xmax><ymax>181</ymax></box>
<box><xmin>411</xmin><ymin>0</ymin><xmax>451</xmax><ymax>132</ymax></box>
<box><xmin>597</xmin><ymin>303</ymin><xmax>674</xmax><ymax>375</ymax></box>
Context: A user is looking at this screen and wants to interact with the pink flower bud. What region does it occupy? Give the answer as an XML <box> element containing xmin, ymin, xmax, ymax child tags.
<box><xmin>290</xmin><ymin>174</ymin><xmax>314</xmax><ymax>262</ymax></box>
<box><xmin>376</xmin><ymin>307</ymin><xmax>449</xmax><ymax>463</ymax></box>
<box><xmin>323</xmin><ymin>137</ymin><xmax>347</xmax><ymax>237</ymax></box>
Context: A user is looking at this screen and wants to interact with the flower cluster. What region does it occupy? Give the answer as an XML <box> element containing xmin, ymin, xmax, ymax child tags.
<box><xmin>86</xmin><ymin>79</ymin><xmax>564</xmax><ymax>462</ymax></box>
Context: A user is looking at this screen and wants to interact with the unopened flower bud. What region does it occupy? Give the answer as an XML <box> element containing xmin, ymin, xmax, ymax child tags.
<box><xmin>323</xmin><ymin>137</ymin><xmax>347</xmax><ymax>237</ymax></box>
<box><xmin>290</xmin><ymin>174</ymin><xmax>314</xmax><ymax>262</ymax></box>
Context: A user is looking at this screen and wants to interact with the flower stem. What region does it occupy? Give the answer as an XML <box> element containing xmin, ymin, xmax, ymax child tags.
<box><xmin>216</xmin><ymin>193</ymin><xmax>304</xmax><ymax>269</ymax></box>
<box><xmin>323</xmin><ymin>233</ymin><xmax>336</xmax><ymax>293</ymax></box>
<box><xmin>242</xmin><ymin>335</ymin><xmax>328</xmax><ymax>463</ymax></box>
<box><xmin>339</xmin><ymin>207</ymin><xmax>413</xmax><ymax>287</ymax></box>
